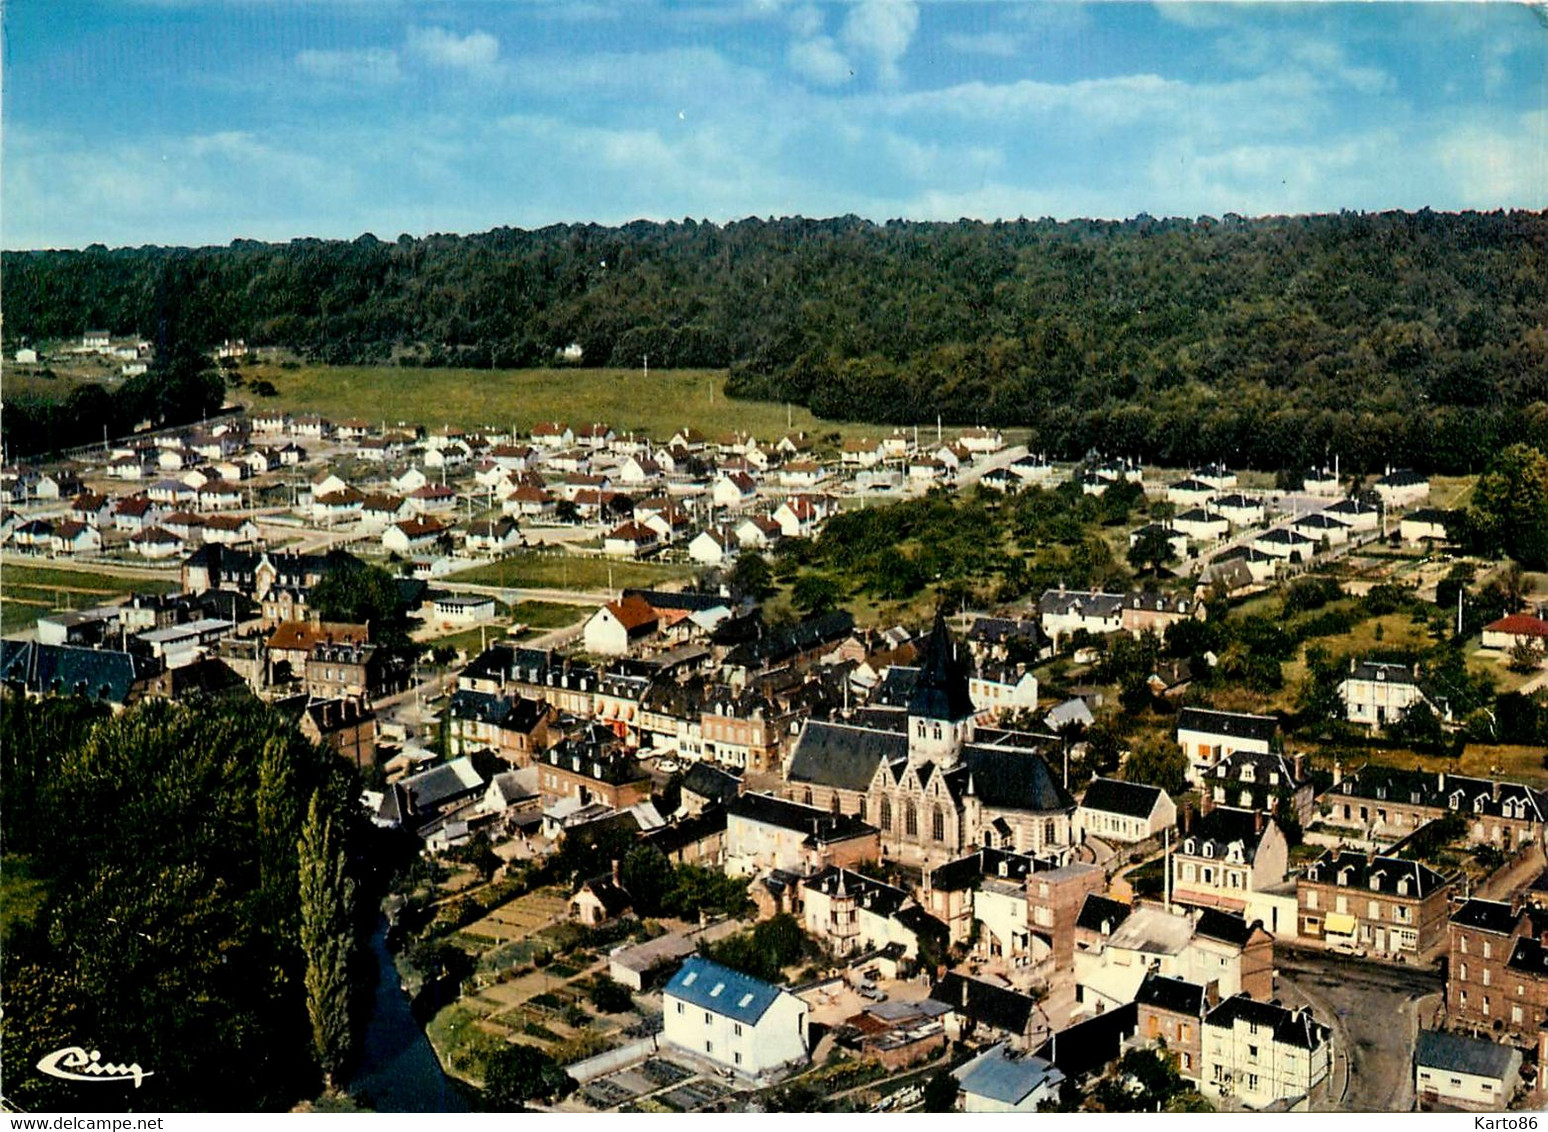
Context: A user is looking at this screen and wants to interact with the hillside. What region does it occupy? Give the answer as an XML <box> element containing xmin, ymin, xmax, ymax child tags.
<box><xmin>5</xmin><ymin>210</ymin><xmax>1546</xmax><ymax>472</ymax></box>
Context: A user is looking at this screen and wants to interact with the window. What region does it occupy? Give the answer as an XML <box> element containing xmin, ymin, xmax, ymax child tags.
<box><xmin>1368</xmin><ymin>900</ymin><xmax>1381</xmax><ymax>920</ymax></box>
<box><xmin>676</xmin><ymin>1003</ymin><xmax>684</xmax><ymax>1014</ymax></box>
<box><xmin>905</xmin><ymin>801</ymin><xmax>918</xmax><ymax>837</ymax></box>
<box><xmin>1483</xmin><ymin>969</ymin><xmax>1492</xmax><ymax>987</ymax></box>
<box><xmin>880</xmin><ymin>798</ymin><xmax>892</xmax><ymax>831</ymax></box>
<box><xmin>803</xmin><ymin>788</ymin><xmax>813</xmax><ymax>806</ymax></box>
<box><xmin>1460</xmin><ymin>935</ymin><xmax>1469</xmax><ymax>954</ymax></box>
<box><xmin>831</xmin><ymin>795</ymin><xmax>841</xmax><ymax>814</ymax></box>
<box><xmin>1181</xmin><ymin>1053</ymin><xmax>1192</xmax><ymax>1070</ymax></box>
<box><xmin>1248</xmin><ymin>1074</ymin><xmax>1260</xmax><ymax>1091</ymax></box>
<box><xmin>933</xmin><ymin>723</ymin><xmax>942</xmax><ymax>741</ymax></box>
<box><xmin>1484</xmin><ymin>940</ymin><xmax>1493</xmax><ymax>960</ymax></box>
<box><xmin>1336</xmin><ymin>896</ymin><xmax>1349</xmax><ymax>914</ymax></box>
<box><xmin>705</xmin><ymin>1012</ymin><xmax>713</xmax><ymax>1024</ymax></box>
<box><xmin>706</xmin><ymin>1041</ymin><xmax>713</xmax><ymax>1053</ymax></box>
<box><xmin>734</xmin><ymin>1052</ymin><xmax>743</xmax><ymax>1066</ymax></box>
<box><xmin>1395</xmin><ymin>905</ymin><xmax>1412</xmax><ymax>923</ymax></box>
<box><xmin>858</xmin><ymin>797</ymin><xmax>867</xmax><ymax>822</ymax></box>
<box><xmin>1513</xmin><ymin>1005</ymin><xmax>1524</xmax><ymax>1025</ymax></box>
<box><xmin>932</xmin><ymin>807</ymin><xmax>945</xmax><ymax>842</ymax></box>
<box><xmin>1248</xmin><ymin>1045</ymin><xmax>1259</xmax><ymax>1061</ymax></box>
<box><xmin>734</xmin><ymin>1023</ymin><xmax>743</xmax><ymax>1037</ymax></box>
<box><xmin>1307</xmin><ymin>890</ymin><xmax>1319</xmax><ymax>910</ymax></box>
<box><xmin>1460</xmin><ymin>963</ymin><xmax>1469</xmax><ymax>981</ymax></box>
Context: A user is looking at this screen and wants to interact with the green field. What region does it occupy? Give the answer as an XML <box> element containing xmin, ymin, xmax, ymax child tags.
<box><xmin>451</xmin><ymin>551</ymin><xmax>694</xmax><ymax>592</ymax></box>
<box><xmin>241</xmin><ymin>364</ymin><xmax>894</xmax><ymax>444</ymax></box>
<box><xmin>0</xmin><ymin>562</ymin><xmax>180</xmax><ymax>634</ymax></box>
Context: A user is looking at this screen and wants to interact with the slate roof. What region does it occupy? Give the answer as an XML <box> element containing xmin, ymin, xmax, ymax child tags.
<box><xmin>664</xmin><ymin>956</ymin><xmax>789</xmax><ymax>1026</ymax></box>
<box><xmin>1134</xmin><ymin>972</ymin><xmax>1207</xmax><ymax>1017</ymax></box>
<box><xmin>928</xmin><ymin>846</ymin><xmax>1044</xmax><ymax>892</ymax></box>
<box><xmin>959</xmin><ymin>743</ymin><xmax>1074</xmax><ymax>813</ymax></box>
<box><xmin>803</xmin><ymin>868</ymin><xmax>909</xmax><ymax>917</ymax></box>
<box><xmin>1507</xmin><ymin>936</ymin><xmax>1548</xmax><ymax>978</ymax></box>
<box><xmin>1181</xmin><ymin>807</ymin><xmax>1271</xmax><ymax>862</ymax></box>
<box><xmin>1076</xmin><ymin>894</ymin><xmax>1133</xmax><ymax>935</ymax></box>
<box><xmin>728</xmin><ymin>792</ymin><xmax>875</xmax><ymax>842</ymax></box>
<box><xmin>0</xmin><ymin>640</ymin><xmax>152</xmax><ymax>703</ymax></box>
<box><xmin>1176</xmin><ymin>707</ymin><xmax>1278</xmax><ymax>743</ymax></box>
<box><xmin>908</xmin><ymin>610</ymin><xmax>976</xmax><ymax>722</ymax></box>
<box><xmin>1194</xmin><ymin>908</ymin><xmax>1258</xmax><ymax>946</ymax></box>
<box><xmin>786</xmin><ymin>719</ymin><xmax>908</xmax><ymax>792</ymax></box>
<box><xmin>1450</xmin><ymin>898</ymin><xmax>1523</xmax><ymax>935</ymax></box>
<box><xmin>682</xmin><ymin>761</ymin><xmax>744</xmax><ymax>805</ymax></box>
<box><xmin>1302</xmin><ymin>851</ymin><xmax>1449</xmax><ymax>898</ymax></box>
<box><xmin>953</xmin><ymin>1043</ymin><xmax>1064</xmax><ymax>1106</ymax></box>
<box><xmin>577</xmin><ymin>874</ymin><xmax>633</xmax><ymax>918</ymax></box>
<box><xmin>1204</xmin><ymin>995</ymin><xmax>1330</xmax><ymax>1050</ymax></box>
<box><xmin>1415</xmin><ymin>1030</ymin><xmax>1522</xmax><ymax>1080</ymax></box>
<box><xmin>642</xmin><ymin>808</ymin><xmax>728</xmax><ymax>857</ymax></box>
<box><xmin>928</xmin><ymin>973</ymin><xmax>1039</xmax><ymax>1035</ymax></box>
<box><xmin>1080</xmin><ymin>777</ymin><xmax>1165</xmax><ymax>820</ymax></box>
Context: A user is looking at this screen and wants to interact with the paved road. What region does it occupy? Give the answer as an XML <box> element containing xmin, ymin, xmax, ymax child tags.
<box><xmin>1277</xmin><ymin>945</ymin><xmax>1442</xmax><ymax>1113</ymax></box>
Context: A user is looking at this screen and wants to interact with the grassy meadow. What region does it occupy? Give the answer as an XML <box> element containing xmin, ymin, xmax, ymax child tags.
<box><xmin>451</xmin><ymin>551</ymin><xmax>694</xmax><ymax>593</ymax></box>
<box><xmin>239</xmin><ymin>364</ymin><xmax>894</xmax><ymax>443</ymax></box>
<box><xmin>0</xmin><ymin>562</ymin><xmax>180</xmax><ymax>635</ymax></box>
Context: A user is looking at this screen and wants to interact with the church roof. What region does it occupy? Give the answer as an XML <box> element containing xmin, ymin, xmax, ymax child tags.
<box><xmin>907</xmin><ymin>610</ymin><xmax>975</xmax><ymax>722</ymax></box>
<box><xmin>787</xmin><ymin>719</ymin><xmax>908</xmax><ymax>791</ymax></box>
<box><xmin>957</xmin><ymin>743</ymin><xmax>1074</xmax><ymax>813</ymax></box>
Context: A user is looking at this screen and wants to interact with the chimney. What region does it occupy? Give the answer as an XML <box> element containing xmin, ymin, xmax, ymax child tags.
<box><xmin>1291</xmin><ymin>753</ymin><xmax>1306</xmax><ymax>783</ymax></box>
<box><xmin>1182</xmin><ymin>804</ymin><xmax>1194</xmax><ymax>835</ymax></box>
<box><xmin>1200</xmin><ymin>791</ymin><xmax>1215</xmax><ymax>817</ymax></box>
<box><xmin>611</xmin><ymin>858</ymin><xmax>620</xmax><ymax>886</ymax></box>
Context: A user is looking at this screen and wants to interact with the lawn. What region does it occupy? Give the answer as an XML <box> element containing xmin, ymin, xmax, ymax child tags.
<box><xmin>1</xmin><ymin>562</ymin><xmax>180</xmax><ymax>634</ymax></box>
<box><xmin>241</xmin><ymin>364</ymin><xmax>893</xmax><ymax>444</ymax></box>
<box><xmin>0</xmin><ymin>855</ymin><xmax>49</xmax><ymax>948</ymax></box>
<box><xmin>452</xmin><ymin>551</ymin><xmax>693</xmax><ymax>593</ymax></box>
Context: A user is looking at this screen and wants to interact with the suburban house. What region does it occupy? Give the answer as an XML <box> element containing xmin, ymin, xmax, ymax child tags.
<box><xmin>662</xmin><ymin>956</ymin><xmax>810</xmax><ymax>1079</ymax></box>
<box><xmin>928</xmin><ymin>972</ymin><xmax>1046</xmax><ymax>1050</ymax></box>
<box><xmin>1209</xmin><ymin>493</ymin><xmax>1265</xmax><ymax>526</ymax></box>
<box><xmin>1339</xmin><ymin>659</ymin><xmax>1443</xmax><ymax>728</ymax></box>
<box><xmin>1076</xmin><ymin>778</ymin><xmax>1176</xmax><ymax>844</ymax></box>
<box><xmin>571</xmin><ymin>864</ymin><xmax>633</xmax><ymax>927</ymax></box>
<box><xmin>1120</xmin><ymin>590</ymin><xmax>1201</xmax><ymax>636</ymax></box>
<box><xmin>1414</xmin><ymin>1030</ymin><xmax>1522</xmax><ymax>1111</ymax></box>
<box><xmin>1199</xmin><ymin>995</ymin><xmax>1332</xmax><ymax>1110</ymax></box>
<box><xmin>1173</xmin><ymin>509</ymin><xmax>1230</xmax><ymax>542</ymax></box>
<box><xmin>1074</xmin><ymin>902</ymin><xmax>1275</xmax><ymax>1010</ymax></box>
<box><xmin>583</xmin><ymin>595</ymin><xmax>660</xmax><ymax>656</ymax></box>
<box><xmin>799</xmin><ymin>867</ymin><xmax>947</xmax><ymax>961</ymax></box>
<box><xmin>951</xmin><ymin>1042</ymin><xmax>1064</xmax><ymax>1113</ymax></box>
<box><xmin>1176</xmin><ymin>707</ymin><xmax>1279</xmax><ymax>786</ymax></box>
<box><xmin>1038</xmin><ymin>588</ymin><xmax>1124</xmax><ymax>645</ymax></box>
<box><xmin>1206</xmin><ymin>750</ymin><xmax>1316</xmax><ymax>829</ymax></box>
<box><xmin>1296</xmin><ymin>850</ymin><xmax>1452</xmax><ymax>958</ymax></box>
<box><xmin>1482</xmin><ymin>613</ymin><xmax>1548</xmax><ymax>655</ymax></box>
<box><xmin>383</xmin><ymin>517</ymin><xmax>448</xmax><ymax>555</ymax></box>
<box><xmin>1374</xmin><ymin>468</ymin><xmax>1430</xmax><ymax>508</ymax></box>
<box><xmin>1400</xmin><ymin>508</ymin><xmax>1458</xmax><ymax>544</ymax></box>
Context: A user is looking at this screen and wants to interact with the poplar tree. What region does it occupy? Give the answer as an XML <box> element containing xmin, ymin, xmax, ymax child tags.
<box><xmin>298</xmin><ymin>791</ymin><xmax>357</xmax><ymax>1087</ymax></box>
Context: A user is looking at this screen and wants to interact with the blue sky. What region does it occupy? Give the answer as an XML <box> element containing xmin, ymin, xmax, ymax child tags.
<box><xmin>4</xmin><ymin>1</ymin><xmax>1545</xmax><ymax>248</ymax></box>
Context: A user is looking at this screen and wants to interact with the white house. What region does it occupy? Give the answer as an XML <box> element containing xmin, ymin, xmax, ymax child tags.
<box><xmin>130</xmin><ymin>526</ymin><xmax>185</xmax><ymax>559</ymax></box>
<box><xmin>1176</xmin><ymin>708</ymin><xmax>1278</xmax><ymax>786</ymax></box>
<box><xmin>1199</xmin><ymin>996</ymin><xmax>1331</xmax><ymax>1111</ymax></box>
<box><xmin>958</xmin><ymin>427</ymin><xmax>1005</xmax><ymax>455</ymax></box>
<box><xmin>712</xmin><ymin>472</ymin><xmax>759</xmax><ymax>510</ymax></box>
<box><xmin>662</xmin><ymin>956</ymin><xmax>809</xmax><ymax>1080</ymax></box>
<box><xmin>1292</xmin><ymin>512</ymin><xmax>1352</xmax><ymax>547</ymax></box>
<box><xmin>1374</xmin><ymin>468</ymin><xmax>1430</xmax><ymax>509</ymax></box>
<box><xmin>1400</xmin><ymin>508</ymin><xmax>1456</xmax><ymax>544</ymax></box>
<box><xmin>1414</xmin><ymin>1030</ymin><xmax>1522</xmax><ymax>1111</ymax></box>
<box><xmin>464</xmin><ymin>517</ymin><xmax>522</xmax><ymax>555</ymax></box>
<box><xmin>1173</xmin><ymin>509</ymin><xmax>1230</xmax><ymax>542</ymax></box>
<box><xmin>967</xmin><ymin>663</ymin><xmax>1039</xmax><ymax>720</ymax></box>
<box><xmin>383</xmin><ymin>518</ymin><xmax>447</xmax><ymax>555</ymax></box>
<box><xmin>1481</xmin><ymin>613</ymin><xmax>1548</xmax><ymax>654</ymax></box>
<box><xmin>1324</xmin><ymin>496</ymin><xmax>1382</xmax><ymax>532</ymax></box>
<box><xmin>1251</xmin><ymin>528</ymin><xmax>1317</xmax><ymax>561</ymax></box>
<box><xmin>433</xmin><ymin>595</ymin><xmax>496</xmax><ymax>624</ymax></box>
<box><xmin>736</xmin><ymin>514</ymin><xmax>783</xmax><ymax>549</ymax></box>
<box><xmin>603</xmin><ymin>521</ymin><xmax>659</xmax><ymax>558</ymax></box>
<box><xmin>391</xmin><ymin>466</ymin><xmax>429</xmax><ymax>495</ymax></box>
<box><xmin>1168</xmin><ymin>478</ymin><xmax>1217</xmax><ymax>508</ymax></box>
<box><xmin>689</xmin><ymin>528</ymin><xmax>736</xmax><ymax>566</ymax></box>
<box><xmin>1209</xmin><ymin>493</ymin><xmax>1266</xmax><ymax>527</ymax></box>
<box><xmin>582</xmin><ymin>595</ymin><xmax>659</xmax><ymax>656</ymax></box>
<box><xmin>1076</xmin><ymin>778</ymin><xmax>1176</xmax><ymax>844</ymax></box>
<box><xmin>1302</xmin><ymin>467</ymin><xmax>1340</xmax><ymax>497</ymax></box>
<box><xmin>952</xmin><ymin>1042</ymin><xmax>1064</xmax><ymax>1113</ymax></box>
<box><xmin>1339</xmin><ymin>660</ymin><xmax>1439</xmax><ymax>728</ymax></box>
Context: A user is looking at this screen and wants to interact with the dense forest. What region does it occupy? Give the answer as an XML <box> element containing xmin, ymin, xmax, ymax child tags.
<box><xmin>5</xmin><ymin>210</ymin><xmax>1546</xmax><ymax>472</ymax></box>
<box><xmin>0</xmin><ymin>694</ymin><xmax>375</xmax><ymax>1111</ymax></box>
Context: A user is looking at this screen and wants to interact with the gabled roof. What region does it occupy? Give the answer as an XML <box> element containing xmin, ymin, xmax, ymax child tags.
<box><xmin>1076</xmin><ymin>893</ymin><xmax>1133</xmax><ymax>935</ymax></box>
<box><xmin>1485</xmin><ymin>613</ymin><xmax>1548</xmax><ymax>639</ymax></box>
<box><xmin>953</xmin><ymin>1042</ymin><xmax>1063</xmax><ymax>1106</ymax></box>
<box><xmin>787</xmin><ymin>719</ymin><xmax>908</xmax><ymax>791</ymax></box>
<box><xmin>1080</xmin><ymin>777</ymin><xmax>1165</xmax><ymax>820</ymax></box>
<box><xmin>1450</xmin><ymin>898</ymin><xmax>1523</xmax><ymax>935</ymax></box>
<box><xmin>958</xmin><ymin>743</ymin><xmax>1074</xmax><ymax>813</ymax></box>
<box><xmin>1134</xmin><ymin>972</ymin><xmax>1207</xmax><ymax>1017</ymax></box>
<box><xmin>728</xmin><ymin>792</ymin><xmax>875</xmax><ymax>842</ymax></box>
<box><xmin>682</xmin><ymin>761</ymin><xmax>744</xmax><ymax>804</ymax></box>
<box><xmin>1176</xmin><ymin>707</ymin><xmax>1278</xmax><ymax>742</ymax></box>
<box><xmin>577</xmin><ymin>874</ymin><xmax>633</xmax><ymax>918</ymax></box>
<box><xmin>1194</xmin><ymin>907</ymin><xmax>1258</xmax><ymax>946</ymax></box>
<box><xmin>603</xmin><ymin>593</ymin><xmax>659</xmax><ymax>633</ymax></box>
<box><xmin>928</xmin><ymin>973</ymin><xmax>1038</xmax><ymax>1034</ymax></box>
<box><xmin>664</xmin><ymin>956</ymin><xmax>790</xmax><ymax>1026</ymax></box>
<box><xmin>0</xmin><ymin>640</ymin><xmax>152</xmax><ymax>703</ymax></box>
<box><xmin>1415</xmin><ymin>1030</ymin><xmax>1522</xmax><ymax>1080</ymax></box>
<box><xmin>1204</xmin><ymin>994</ymin><xmax>1330</xmax><ymax>1050</ymax></box>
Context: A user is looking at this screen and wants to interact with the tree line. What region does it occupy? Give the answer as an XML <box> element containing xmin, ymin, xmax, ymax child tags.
<box><xmin>5</xmin><ymin>209</ymin><xmax>1546</xmax><ymax>472</ymax></box>
<box><xmin>0</xmin><ymin>694</ymin><xmax>371</xmax><ymax>1111</ymax></box>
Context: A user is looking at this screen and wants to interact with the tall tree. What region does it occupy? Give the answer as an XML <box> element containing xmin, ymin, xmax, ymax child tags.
<box><xmin>298</xmin><ymin>792</ymin><xmax>359</xmax><ymax>1088</ymax></box>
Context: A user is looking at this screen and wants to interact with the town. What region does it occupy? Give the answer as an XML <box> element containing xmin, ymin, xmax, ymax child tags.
<box><xmin>3</xmin><ymin>332</ymin><xmax>1547</xmax><ymax>1115</ymax></box>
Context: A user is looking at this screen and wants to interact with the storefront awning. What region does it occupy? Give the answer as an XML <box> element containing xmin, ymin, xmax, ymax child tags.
<box><xmin>1324</xmin><ymin>912</ymin><xmax>1357</xmax><ymax>936</ymax></box>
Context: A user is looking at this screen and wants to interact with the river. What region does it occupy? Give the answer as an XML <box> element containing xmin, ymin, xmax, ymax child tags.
<box><xmin>348</xmin><ymin>918</ymin><xmax>471</xmax><ymax>1112</ymax></box>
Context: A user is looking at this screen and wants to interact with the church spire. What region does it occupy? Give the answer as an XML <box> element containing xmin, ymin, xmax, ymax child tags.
<box><xmin>907</xmin><ymin>607</ymin><xmax>975</xmax><ymax>723</ymax></box>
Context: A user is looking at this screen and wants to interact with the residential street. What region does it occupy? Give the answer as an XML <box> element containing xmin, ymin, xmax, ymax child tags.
<box><xmin>1276</xmin><ymin>945</ymin><xmax>1443</xmax><ymax>1113</ymax></box>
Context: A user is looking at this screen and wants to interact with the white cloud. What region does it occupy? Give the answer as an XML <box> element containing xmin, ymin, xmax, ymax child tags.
<box><xmin>1436</xmin><ymin>112</ymin><xmax>1548</xmax><ymax>209</ymax></box>
<box><xmin>943</xmin><ymin>31</ymin><xmax>1021</xmax><ymax>58</ymax></box>
<box><xmin>840</xmin><ymin>0</ymin><xmax>919</xmax><ymax>85</ymax></box>
<box><xmin>295</xmin><ymin>47</ymin><xmax>401</xmax><ymax>85</ymax></box>
<box><xmin>405</xmin><ymin>26</ymin><xmax>500</xmax><ymax>74</ymax></box>
<box><xmin>788</xmin><ymin>36</ymin><xmax>853</xmax><ymax>87</ymax></box>
<box><xmin>788</xmin><ymin>4</ymin><xmax>824</xmax><ymax>39</ymax></box>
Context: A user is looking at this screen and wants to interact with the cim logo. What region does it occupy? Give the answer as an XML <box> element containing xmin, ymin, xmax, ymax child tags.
<box><xmin>37</xmin><ymin>1047</ymin><xmax>152</xmax><ymax>1088</ymax></box>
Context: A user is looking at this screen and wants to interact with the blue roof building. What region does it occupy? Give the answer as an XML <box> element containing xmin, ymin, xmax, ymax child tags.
<box><xmin>661</xmin><ymin>956</ymin><xmax>808</xmax><ymax>1080</ymax></box>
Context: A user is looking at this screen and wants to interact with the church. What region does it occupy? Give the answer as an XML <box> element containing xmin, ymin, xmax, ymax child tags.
<box><xmin>785</xmin><ymin>612</ymin><xmax>1075</xmax><ymax>866</ymax></box>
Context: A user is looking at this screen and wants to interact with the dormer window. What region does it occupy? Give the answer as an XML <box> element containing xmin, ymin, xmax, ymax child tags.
<box><xmin>1369</xmin><ymin>873</ymin><xmax>1383</xmax><ymax>892</ymax></box>
<box><xmin>1184</xmin><ymin>839</ymin><xmax>1196</xmax><ymax>855</ymax></box>
<box><xmin>1203</xmin><ymin>843</ymin><xmax>1215</xmax><ymax>858</ymax></box>
<box><xmin>1397</xmin><ymin>877</ymin><xmax>1410</xmax><ymax>896</ymax></box>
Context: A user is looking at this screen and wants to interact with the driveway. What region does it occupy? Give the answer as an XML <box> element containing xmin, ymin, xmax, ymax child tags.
<box><xmin>1276</xmin><ymin>944</ymin><xmax>1442</xmax><ymax>1113</ymax></box>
